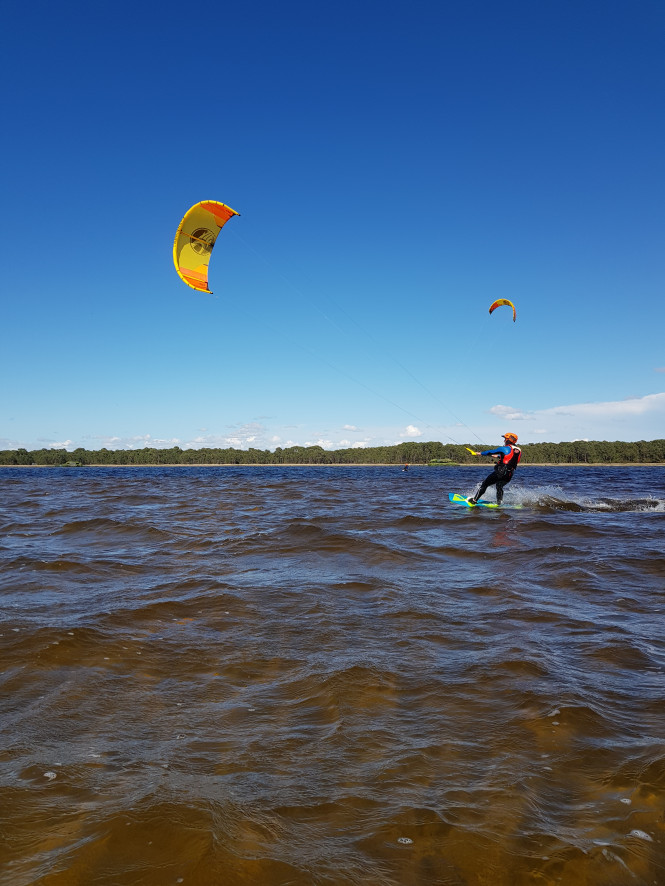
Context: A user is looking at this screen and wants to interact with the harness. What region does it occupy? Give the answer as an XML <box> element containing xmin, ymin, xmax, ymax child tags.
<box><xmin>501</xmin><ymin>445</ymin><xmax>522</xmax><ymax>469</ymax></box>
<box><xmin>495</xmin><ymin>444</ymin><xmax>521</xmax><ymax>478</ymax></box>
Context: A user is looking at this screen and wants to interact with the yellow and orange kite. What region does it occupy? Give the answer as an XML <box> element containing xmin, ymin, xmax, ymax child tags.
<box><xmin>173</xmin><ymin>200</ymin><xmax>239</xmax><ymax>294</ymax></box>
<box><xmin>489</xmin><ymin>298</ymin><xmax>516</xmax><ymax>322</ymax></box>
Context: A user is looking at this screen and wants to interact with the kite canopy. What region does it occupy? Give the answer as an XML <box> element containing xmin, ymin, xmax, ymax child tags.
<box><xmin>173</xmin><ymin>200</ymin><xmax>239</xmax><ymax>294</ymax></box>
<box><xmin>489</xmin><ymin>298</ymin><xmax>517</xmax><ymax>322</ymax></box>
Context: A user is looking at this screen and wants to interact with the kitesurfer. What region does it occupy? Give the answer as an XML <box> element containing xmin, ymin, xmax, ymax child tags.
<box><xmin>468</xmin><ymin>433</ymin><xmax>521</xmax><ymax>505</ymax></box>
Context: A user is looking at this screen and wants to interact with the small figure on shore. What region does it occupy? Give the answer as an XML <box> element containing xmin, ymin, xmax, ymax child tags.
<box><xmin>468</xmin><ymin>433</ymin><xmax>521</xmax><ymax>505</ymax></box>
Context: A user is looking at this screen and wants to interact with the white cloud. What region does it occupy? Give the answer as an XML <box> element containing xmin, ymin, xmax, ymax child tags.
<box><xmin>149</xmin><ymin>438</ymin><xmax>182</xmax><ymax>448</ymax></box>
<box><xmin>300</xmin><ymin>439</ymin><xmax>332</xmax><ymax>449</ymax></box>
<box><xmin>48</xmin><ymin>440</ymin><xmax>74</xmax><ymax>450</ymax></box>
<box><xmin>84</xmin><ymin>427</ymin><xmax>272</xmax><ymax>451</ymax></box>
<box><xmin>399</xmin><ymin>425</ymin><xmax>422</xmax><ymax>438</ymax></box>
<box><xmin>488</xmin><ymin>392</ymin><xmax>665</xmax><ymax>441</ymax></box>
<box><xmin>539</xmin><ymin>392</ymin><xmax>665</xmax><ymax>420</ymax></box>
<box><xmin>489</xmin><ymin>404</ymin><xmax>533</xmax><ymax>421</ymax></box>
<box><xmin>343</xmin><ymin>424</ymin><xmax>358</xmax><ymax>431</ymax></box>
<box><xmin>184</xmin><ymin>422</ymin><xmax>268</xmax><ymax>450</ymax></box>
<box><xmin>84</xmin><ymin>433</ymin><xmax>179</xmax><ymax>450</ymax></box>
<box><xmin>340</xmin><ymin>437</ymin><xmax>370</xmax><ymax>448</ymax></box>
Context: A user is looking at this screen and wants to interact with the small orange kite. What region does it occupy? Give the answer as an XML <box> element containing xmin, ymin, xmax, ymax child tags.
<box><xmin>488</xmin><ymin>299</ymin><xmax>516</xmax><ymax>322</ymax></box>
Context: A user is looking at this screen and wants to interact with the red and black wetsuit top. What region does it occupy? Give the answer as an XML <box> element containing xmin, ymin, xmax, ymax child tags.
<box><xmin>502</xmin><ymin>445</ymin><xmax>521</xmax><ymax>472</ymax></box>
<box><xmin>481</xmin><ymin>444</ymin><xmax>522</xmax><ymax>477</ymax></box>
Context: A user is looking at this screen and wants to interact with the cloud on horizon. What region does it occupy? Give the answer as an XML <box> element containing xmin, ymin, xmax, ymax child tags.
<box><xmin>489</xmin><ymin>404</ymin><xmax>533</xmax><ymax>421</ymax></box>
<box><xmin>399</xmin><ymin>425</ymin><xmax>422</xmax><ymax>438</ymax></box>
<box><xmin>539</xmin><ymin>392</ymin><xmax>665</xmax><ymax>419</ymax></box>
<box><xmin>186</xmin><ymin>423</ymin><xmax>266</xmax><ymax>450</ymax></box>
<box><xmin>488</xmin><ymin>392</ymin><xmax>665</xmax><ymax>441</ymax></box>
<box><xmin>11</xmin><ymin>392</ymin><xmax>665</xmax><ymax>453</ymax></box>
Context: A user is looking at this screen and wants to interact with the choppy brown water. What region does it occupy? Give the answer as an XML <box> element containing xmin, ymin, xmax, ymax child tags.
<box><xmin>1</xmin><ymin>466</ymin><xmax>664</xmax><ymax>886</ymax></box>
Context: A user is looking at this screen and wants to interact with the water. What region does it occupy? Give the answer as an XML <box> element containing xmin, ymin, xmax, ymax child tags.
<box><xmin>1</xmin><ymin>465</ymin><xmax>663</xmax><ymax>886</ymax></box>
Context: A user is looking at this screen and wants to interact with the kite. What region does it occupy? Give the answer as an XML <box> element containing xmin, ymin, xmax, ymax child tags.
<box><xmin>488</xmin><ymin>299</ymin><xmax>516</xmax><ymax>322</ymax></box>
<box><xmin>173</xmin><ymin>200</ymin><xmax>239</xmax><ymax>294</ymax></box>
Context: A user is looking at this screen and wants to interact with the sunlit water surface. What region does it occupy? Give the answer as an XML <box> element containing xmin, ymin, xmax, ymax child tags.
<box><xmin>1</xmin><ymin>466</ymin><xmax>664</xmax><ymax>885</ymax></box>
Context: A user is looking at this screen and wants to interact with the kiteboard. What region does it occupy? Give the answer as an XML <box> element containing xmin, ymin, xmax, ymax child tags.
<box><xmin>449</xmin><ymin>493</ymin><xmax>499</xmax><ymax>509</ymax></box>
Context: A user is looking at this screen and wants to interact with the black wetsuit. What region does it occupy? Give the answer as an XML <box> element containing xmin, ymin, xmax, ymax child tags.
<box><xmin>475</xmin><ymin>444</ymin><xmax>521</xmax><ymax>504</ymax></box>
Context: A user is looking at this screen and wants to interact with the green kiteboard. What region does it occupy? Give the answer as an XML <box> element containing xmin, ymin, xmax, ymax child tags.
<box><xmin>449</xmin><ymin>493</ymin><xmax>499</xmax><ymax>509</ymax></box>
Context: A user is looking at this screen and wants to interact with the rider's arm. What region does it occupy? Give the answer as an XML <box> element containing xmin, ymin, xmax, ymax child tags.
<box><xmin>480</xmin><ymin>446</ymin><xmax>511</xmax><ymax>457</ymax></box>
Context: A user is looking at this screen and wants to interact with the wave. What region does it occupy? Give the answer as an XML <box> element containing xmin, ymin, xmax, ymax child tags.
<box><xmin>507</xmin><ymin>484</ymin><xmax>665</xmax><ymax>513</ymax></box>
<box><xmin>53</xmin><ymin>517</ymin><xmax>171</xmax><ymax>539</ymax></box>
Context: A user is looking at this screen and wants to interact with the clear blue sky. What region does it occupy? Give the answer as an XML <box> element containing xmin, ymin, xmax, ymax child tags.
<box><xmin>2</xmin><ymin>0</ymin><xmax>664</xmax><ymax>451</ymax></box>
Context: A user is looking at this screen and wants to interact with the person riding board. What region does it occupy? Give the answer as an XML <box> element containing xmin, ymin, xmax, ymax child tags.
<box><xmin>468</xmin><ymin>433</ymin><xmax>521</xmax><ymax>505</ymax></box>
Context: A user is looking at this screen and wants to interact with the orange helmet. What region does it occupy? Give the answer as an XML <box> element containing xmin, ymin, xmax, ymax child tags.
<box><xmin>503</xmin><ymin>432</ymin><xmax>518</xmax><ymax>443</ymax></box>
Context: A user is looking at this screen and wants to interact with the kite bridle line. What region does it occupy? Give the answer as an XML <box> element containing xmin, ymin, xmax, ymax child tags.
<box><xmin>227</xmin><ymin>227</ymin><xmax>490</xmax><ymax>450</ymax></box>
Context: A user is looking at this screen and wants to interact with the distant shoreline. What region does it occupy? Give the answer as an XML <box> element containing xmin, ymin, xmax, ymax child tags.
<box><xmin>2</xmin><ymin>463</ymin><xmax>662</xmax><ymax>469</ymax></box>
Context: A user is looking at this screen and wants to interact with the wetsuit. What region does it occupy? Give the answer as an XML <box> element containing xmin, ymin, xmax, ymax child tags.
<box><xmin>475</xmin><ymin>444</ymin><xmax>521</xmax><ymax>504</ymax></box>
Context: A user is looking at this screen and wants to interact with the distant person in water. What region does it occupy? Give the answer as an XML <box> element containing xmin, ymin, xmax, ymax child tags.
<box><xmin>468</xmin><ymin>433</ymin><xmax>521</xmax><ymax>505</ymax></box>
<box><xmin>403</xmin><ymin>463</ymin><xmax>409</xmax><ymax>471</ymax></box>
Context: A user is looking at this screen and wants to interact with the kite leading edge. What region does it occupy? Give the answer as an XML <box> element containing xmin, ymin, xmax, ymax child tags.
<box><xmin>173</xmin><ymin>200</ymin><xmax>239</xmax><ymax>294</ymax></box>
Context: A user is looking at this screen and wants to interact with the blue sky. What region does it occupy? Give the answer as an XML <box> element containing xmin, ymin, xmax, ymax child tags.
<box><xmin>2</xmin><ymin>0</ymin><xmax>664</xmax><ymax>451</ymax></box>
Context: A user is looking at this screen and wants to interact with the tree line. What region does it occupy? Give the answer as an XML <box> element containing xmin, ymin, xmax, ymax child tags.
<box><xmin>1</xmin><ymin>439</ymin><xmax>664</xmax><ymax>466</ymax></box>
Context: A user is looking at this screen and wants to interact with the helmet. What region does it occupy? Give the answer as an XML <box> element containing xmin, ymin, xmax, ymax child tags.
<box><xmin>503</xmin><ymin>432</ymin><xmax>518</xmax><ymax>443</ymax></box>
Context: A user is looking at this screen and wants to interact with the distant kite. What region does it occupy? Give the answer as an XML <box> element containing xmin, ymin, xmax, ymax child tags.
<box><xmin>489</xmin><ymin>298</ymin><xmax>516</xmax><ymax>322</ymax></box>
<box><xmin>173</xmin><ymin>200</ymin><xmax>239</xmax><ymax>294</ymax></box>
